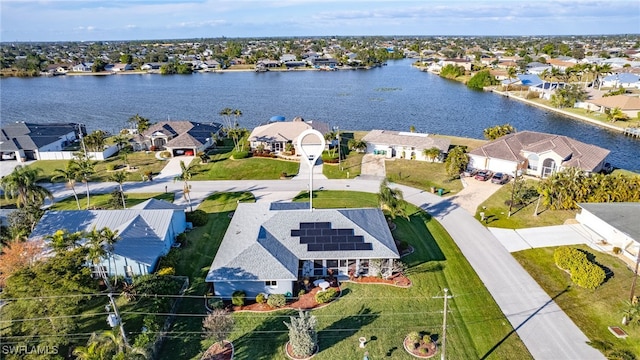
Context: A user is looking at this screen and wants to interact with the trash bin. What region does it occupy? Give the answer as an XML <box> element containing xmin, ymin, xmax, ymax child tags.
<box><xmin>437</xmin><ymin>188</ymin><xmax>444</xmax><ymax>196</ymax></box>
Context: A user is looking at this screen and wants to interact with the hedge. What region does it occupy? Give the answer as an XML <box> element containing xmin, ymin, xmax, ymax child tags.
<box><xmin>186</xmin><ymin>209</ymin><xmax>208</xmax><ymax>227</ymax></box>
<box><xmin>231</xmin><ymin>150</ymin><xmax>250</xmax><ymax>159</ymax></box>
<box><xmin>554</xmin><ymin>246</ymin><xmax>606</xmax><ymax>289</ymax></box>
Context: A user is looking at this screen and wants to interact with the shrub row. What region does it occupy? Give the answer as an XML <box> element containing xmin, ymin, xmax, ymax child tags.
<box><xmin>554</xmin><ymin>247</ymin><xmax>606</xmax><ymax>289</ymax></box>
<box><xmin>231</xmin><ymin>150</ymin><xmax>250</xmax><ymax>159</ymax></box>
<box><xmin>186</xmin><ymin>209</ymin><xmax>208</xmax><ymax>227</ymax></box>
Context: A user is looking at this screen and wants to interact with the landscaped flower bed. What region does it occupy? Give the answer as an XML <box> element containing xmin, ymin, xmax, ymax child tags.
<box><xmin>403</xmin><ymin>331</ymin><xmax>437</xmax><ymax>358</ymax></box>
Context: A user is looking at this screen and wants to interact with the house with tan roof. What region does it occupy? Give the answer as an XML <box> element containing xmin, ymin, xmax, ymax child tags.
<box><xmin>137</xmin><ymin>120</ymin><xmax>222</xmax><ymax>157</ymax></box>
<box><xmin>362</xmin><ymin>130</ymin><xmax>450</xmax><ymax>162</ymax></box>
<box><xmin>468</xmin><ymin>131</ymin><xmax>610</xmax><ymax>178</ymax></box>
<box><xmin>248</xmin><ymin>117</ymin><xmax>330</xmax><ymax>153</ymax></box>
<box><xmin>585</xmin><ymin>95</ymin><xmax>640</xmax><ymax>118</ymax></box>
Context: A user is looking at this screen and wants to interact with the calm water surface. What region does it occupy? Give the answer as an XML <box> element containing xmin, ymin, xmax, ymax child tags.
<box><xmin>1</xmin><ymin>59</ymin><xmax>638</xmax><ymax>171</ymax></box>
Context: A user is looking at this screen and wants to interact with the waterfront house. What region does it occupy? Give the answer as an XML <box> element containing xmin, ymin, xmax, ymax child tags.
<box><xmin>600</xmin><ymin>73</ymin><xmax>640</xmax><ymax>89</ymax></box>
<box><xmin>467</xmin><ymin>131</ymin><xmax>610</xmax><ymax>178</ymax></box>
<box><xmin>205</xmin><ymin>202</ymin><xmax>400</xmax><ymax>298</ymax></box>
<box><xmin>137</xmin><ymin>120</ymin><xmax>223</xmax><ymax>156</ymax></box>
<box><xmin>0</xmin><ymin>122</ymin><xmax>82</xmax><ymax>161</ymax></box>
<box><xmin>575</xmin><ymin>202</ymin><xmax>639</xmax><ymax>262</ymax></box>
<box><xmin>362</xmin><ymin>130</ymin><xmax>450</xmax><ymax>162</ymax></box>
<box><xmin>584</xmin><ymin>95</ymin><xmax>640</xmax><ymax>119</ymax></box>
<box><xmin>72</xmin><ymin>62</ymin><xmax>93</xmax><ymax>72</ymax></box>
<box><xmin>111</xmin><ymin>63</ymin><xmax>134</xmax><ymax>72</ymax></box>
<box><xmin>28</xmin><ymin>199</ymin><xmax>186</xmax><ymax>277</ymax></box>
<box><xmin>248</xmin><ymin>117</ymin><xmax>330</xmax><ymax>154</ymax></box>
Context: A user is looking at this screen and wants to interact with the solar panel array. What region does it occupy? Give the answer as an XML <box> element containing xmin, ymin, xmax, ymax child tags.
<box><xmin>291</xmin><ymin>222</ymin><xmax>373</xmax><ymax>252</ymax></box>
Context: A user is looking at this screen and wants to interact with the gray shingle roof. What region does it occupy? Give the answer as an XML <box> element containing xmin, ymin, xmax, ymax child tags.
<box><xmin>206</xmin><ymin>203</ymin><xmax>400</xmax><ymax>282</ymax></box>
<box><xmin>362</xmin><ymin>130</ymin><xmax>450</xmax><ymax>152</ymax></box>
<box><xmin>143</xmin><ymin>121</ymin><xmax>222</xmax><ymax>148</ymax></box>
<box><xmin>249</xmin><ymin>119</ymin><xmax>330</xmax><ymax>143</ymax></box>
<box><xmin>578</xmin><ymin>202</ymin><xmax>640</xmax><ymax>241</ymax></box>
<box><xmin>469</xmin><ymin>131</ymin><xmax>610</xmax><ymax>171</ymax></box>
<box><xmin>0</xmin><ymin>122</ymin><xmax>79</xmax><ymax>151</ymax></box>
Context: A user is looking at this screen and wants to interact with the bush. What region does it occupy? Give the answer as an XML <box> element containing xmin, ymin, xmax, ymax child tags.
<box><xmin>106</xmin><ymin>164</ymin><xmax>116</xmax><ymax>171</ymax></box>
<box><xmin>176</xmin><ymin>232</ymin><xmax>187</xmax><ymax>245</ymax></box>
<box><xmin>186</xmin><ymin>209</ymin><xmax>208</xmax><ymax>227</ymax></box>
<box><xmin>267</xmin><ymin>293</ymin><xmax>286</xmax><ymax>308</ymax></box>
<box><xmin>231</xmin><ymin>150</ymin><xmax>249</xmax><ymax>159</ymax></box>
<box><xmin>554</xmin><ymin>247</ymin><xmax>606</xmax><ymax>289</ymax></box>
<box><xmin>298</xmin><ymin>289</ymin><xmax>306</xmax><ymax>297</ymax></box>
<box><xmin>207</xmin><ymin>297</ymin><xmax>224</xmax><ymax>310</ymax></box>
<box><xmin>407</xmin><ymin>331</ymin><xmax>421</xmax><ymax>343</ymax></box>
<box><xmin>314</xmin><ymin>287</ymin><xmax>338</xmax><ymax>304</ymax></box>
<box><xmin>613</xmin><ymin>247</ymin><xmax>622</xmax><ymax>255</ymax></box>
<box><xmin>156</xmin><ymin>267</ymin><xmax>175</xmax><ymax>276</ymax></box>
<box><xmin>231</xmin><ymin>290</ymin><xmax>246</xmax><ymax>306</ymax></box>
<box><xmin>159</xmin><ymin>151</ymin><xmax>171</xmax><ymax>158</ymax></box>
<box><xmin>256</xmin><ymin>293</ymin><xmax>267</xmax><ymax>304</ymax></box>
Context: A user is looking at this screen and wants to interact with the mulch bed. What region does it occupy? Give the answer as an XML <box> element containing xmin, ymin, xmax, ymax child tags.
<box><xmin>348</xmin><ymin>273</ymin><xmax>412</xmax><ymax>287</ymax></box>
<box><xmin>231</xmin><ymin>286</ymin><xmax>338</xmax><ymax>312</ymax></box>
<box><xmin>201</xmin><ymin>340</ymin><xmax>233</xmax><ymax>360</ymax></box>
<box><xmin>403</xmin><ymin>337</ymin><xmax>437</xmax><ymax>358</ymax></box>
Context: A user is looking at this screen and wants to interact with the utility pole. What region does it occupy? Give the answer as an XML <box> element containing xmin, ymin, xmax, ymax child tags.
<box><xmin>107</xmin><ymin>292</ymin><xmax>129</xmax><ymax>348</ymax></box>
<box><xmin>433</xmin><ymin>288</ymin><xmax>453</xmax><ymax>360</ymax></box>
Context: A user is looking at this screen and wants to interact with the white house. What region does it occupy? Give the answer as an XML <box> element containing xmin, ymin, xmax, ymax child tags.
<box><xmin>248</xmin><ymin>117</ymin><xmax>330</xmax><ymax>154</ymax></box>
<box><xmin>468</xmin><ymin>131</ymin><xmax>610</xmax><ymax>178</ymax></box>
<box><xmin>0</xmin><ymin>122</ymin><xmax>81</xmax><ymax>161</ymax></box>
<box><xmin>206</xmin><ymin>202</ymin><xmax>400</xmax><ymax>299</ymax></box>
<box><xmin>362</xmin><ymin>130</ymin><xmax>450</xmax><ymax>162</ymax></box>
<box><xmin>29</xmin><ymin>199</ymin><xmax>187</xmax><ymax>277</ymax></box>
<box><xmin>600</xmin><ymin>73</ymin><xmax>640</xmax><ymax>89</ymax></box>
<box><xmin>576</xmin><ymin>203</ymin><xmax>639</xmax><ymax>262</ymax></box>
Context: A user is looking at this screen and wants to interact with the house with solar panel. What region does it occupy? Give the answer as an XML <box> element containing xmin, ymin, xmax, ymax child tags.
<box><xmin>28</xmin><ymin>199</ymin><xmax>186</xmax><ymax>278</ymax></box>
<box><xmin>0</xmin><ymin>122</ymin><xmax>83</xmax><ymax>161</ymax></box>
<box><xmin>205</xmin><ymin>202</ymin><xmax>400</xmax><ymax>299</ymax></box>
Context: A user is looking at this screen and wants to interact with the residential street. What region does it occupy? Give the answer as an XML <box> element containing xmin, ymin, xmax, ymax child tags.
<box><xmin>42</xmin><ymin>176</ymin><xmax>604</xmax><ymax>360</ymax></box>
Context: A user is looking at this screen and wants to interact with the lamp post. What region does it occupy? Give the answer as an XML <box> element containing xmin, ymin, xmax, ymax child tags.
<box><xmin>297</xmin><ymin>129</ymin><xmax>326</xmax><ymax>211</ymax></box>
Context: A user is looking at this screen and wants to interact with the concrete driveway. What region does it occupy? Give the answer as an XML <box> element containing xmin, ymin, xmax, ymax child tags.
<box><xmin>359</xmin><ymin>154</ymin><xmax>386</xmax><ymax>178</ymax></box>
<box><xmin>450</xmin><ymin>175</ymin><xmax>505</xmax><ymax>214</ymax></box>
<box><xmin>0</xmin><ymin>159</ymin><xmax>36</xmax><ymax>177</ymax></box>
<box><xmin>490</xmin><ymin>224</ymin><xmax>603</xmax><ymax>253</ymax></box>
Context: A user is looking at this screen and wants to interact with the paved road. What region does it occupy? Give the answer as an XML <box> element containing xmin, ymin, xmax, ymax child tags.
<box><xmin>43</xmin><ymin>177</ymin><xmax>604</xmax><ymax>360</ymax></box>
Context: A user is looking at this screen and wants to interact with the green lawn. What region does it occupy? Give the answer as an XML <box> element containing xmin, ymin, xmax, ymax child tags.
<box><xmin>191</xmin><ymin>157</ymin><xmax>300</xmax><ymax>180</ymax></box>
<box><xmin>433</xmin><ymin>134</ymin><xmax>487</xmax><ymax>151</ymax></box>
<box><xmin>385</xmin><ymin>159</ymin><xmax>463</xmax><ymax>195</ymax></box>
<box><xmin>322</xmin><ymin>152</ymin><xmax>364</xmax><ymax>179</ymax></box>
<box><xmin>49</xmin><ymin>192</ymin><xmax>174</xmax><ymax>210</ymax></box>
<box><xmin>473</xmin><ymin>179</ymin><xmax>577</xmax><ymax>229</ymax></box>
<box><xmin>513</xmin><ymin>246</ymin><xmax>639</xmax><ymax>356</ymax></box>
<box><xmin>159</xmin><ymin>191</ymin><xmax>530</xmax><ymax>360</ymax></box>
<box><xmin>27</xmin><ymin>151</ymin><xmax>167</xmax><ymax>183</ymax></box>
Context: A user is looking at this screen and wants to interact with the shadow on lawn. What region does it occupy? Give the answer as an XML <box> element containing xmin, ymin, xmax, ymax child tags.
<box><xmin>319</xmin><ymin>305</ymin><xmax>380</xmax><ymax>353</ymax></box>
<box><xmin>232</xmin><ymin>310</ymin><xmax>294</xmax><ymax>360</ymax></box>
<box><xmin>480</xmin><ymin>286</ymin><xmax>570</xmax><ymax>359</ymax></box>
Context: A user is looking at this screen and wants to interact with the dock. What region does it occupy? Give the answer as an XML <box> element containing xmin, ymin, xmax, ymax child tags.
<box><xmin>623</xmin><ymin>128</ymin><xmax>640</xmax><ymax>138</ymax></box>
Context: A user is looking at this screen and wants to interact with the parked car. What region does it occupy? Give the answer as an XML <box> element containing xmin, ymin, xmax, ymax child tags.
<box><xmin>463</xmin><ymin>168</ymin><xmax>478</xmax><ymax>177</ymax></box>
<box><xmin>491</xmin><ymin>172</ymin><xmax>509</xmax><ymax>184</ymax></box>
<box><xmin>474</xmin><ymin>170</ymin><xmax>492</xmax><ymax>181</ymax></box>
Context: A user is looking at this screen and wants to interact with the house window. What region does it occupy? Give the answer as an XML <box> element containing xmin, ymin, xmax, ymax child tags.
<box><xmin>326</xmin><ymin>260</ymin><xmax>338</xmax><ymax>276</ymax></box>
<box><xmin>527</xmin><ymin>154</ymin><xmax>539</xmax><ymax>171</ymax></box>
<box><xmin>265</xmin><ymin>281</ymin><xmax>278</xmax><ymax>287</ymax></box>
<box><xmin>313</xmin><ymin>260</ymin><xmax>324</xmax><ymax>276</ymax></box>
<box><xmin>124</xmin><ymin>266</ymin><xmax>134</xmax><ymax>278</ymax></box>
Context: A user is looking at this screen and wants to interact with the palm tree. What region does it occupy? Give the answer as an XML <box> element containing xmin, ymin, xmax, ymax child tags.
<box><xmin>377</xmin><ymin>178</ymin><xmax>407</xmax><ymax>220</ymax></box>
<box><xmin>0</xmin><ymin>165</ymin><xmax>53</xmax><ymax>208</ymax></box>
<box><xmin>110</xmin><ymin>171</ymin><xmax>128</xmax><ymax>208</ymax></box>
<box><xmin>422</xmin><ymin>147</ymin><xmax>441</xmax><ymax>162</ymax></box>
<box><xmin>51</xmin><ymin>161</ymin><xmax>81</xmax><ymax>210</ymax></box>
<box><xmin>112</xmin><ymin>134</ymin><xmax>129</xmax><ymax>151</ymax></box>
<box><xmin>74</xmin><ymin>153</ymin><xmax>96</xmax><ymax>209</ymax></box>
<box><xmin>175</xmin><ymin>160</ymin><xmax>196</xmax><ymax>211</ymax></box>
<box><xmin>607</xmin><ymin>107</ymin><xmax>628</xmax><ymax>122</ymax></box>
<box><xmin>86</xmin><ymin>227</ymin><xmax>120</xmax><ymax>291</ymax></box>
<box><xmin>47</xmin><ymin>229</ymin><xmax>83</xmax><ymax>252</ymax></box>
<box><xmin>506</xmin><ymin>66</ymin><xmax>517</xmax><ymax>94</ymax></box>
<box><xmin>347</xmin><ymin>138</ymin><xmax>367</xmax><ymax>153</ymax></box>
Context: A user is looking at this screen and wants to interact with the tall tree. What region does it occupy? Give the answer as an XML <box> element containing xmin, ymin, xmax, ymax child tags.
<box><xmin>175</xmin><ymin>160</ymin><xmax>196</xmax><ymax>211</ymax></box>
<box><xmin>74</xmin><ymin>152</ymin><xmax>96</xmax><ymax>209</ymax></box>
<box><xmin>110</xmin><ymin>171</ymin><xmax>128</xmax><ymax>208</ymax></box>
<box><xmin>85</xmin><ymin>227</ymin><xmax>120</xmax><ymax>291</ymax></box>
<box><xmin>0</xmin><ymin>165</ymin><xmax>52</xmax><ymax>208</ymax></box>
<box><xmin>377</xmin><ymin>178</ymin><xmax>407</xmax><ymax>220</ymax></box>
<box><xmin>47</xmin><ymin>229</ymin><xmax>83</xmax><ymax>252</ymax></box>
<box><xmin>202</xmin><ymin>309</ymin><xmax>235</xmax><ymax>346</ymax></box>
<box><xmin>444</xmin><ymin>146</ymin><xmax>469</xmax><ymax>179</ymax></box>
<box><xmin>51</xmin><ymin>161</ymin><xmax>82</xmax><ymax>210</ymax></box>
<box><xmin>128</xmin><ymin>114</ymin><xmax>152</xmax><ymax>134</ymax></box>
<box><xmin>422</xmin><ymin>147</ymin><xmax>441</xmax><ymax>162</ymax></box>
<box><xmin>0</xmin><ymin>239</ymin><xmax>43</xmax><ymax>287</ymax></box>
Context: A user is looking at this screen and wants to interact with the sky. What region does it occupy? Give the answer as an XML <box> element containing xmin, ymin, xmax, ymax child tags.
<box><xmin>1</xmin><ymin>0</ymin><xmax>639</xmax><ymax>42</ymax></box>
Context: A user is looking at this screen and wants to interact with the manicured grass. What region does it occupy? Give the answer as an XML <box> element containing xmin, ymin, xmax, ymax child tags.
<box><xmin>513</xmin><ymin>246</ymin><xmax>640</xmax><ymax>356</ymax></box>
<box><xmin>159</xmin><ymin>191</ymin><xmax>530</xmax><ymax>360</ymax></box>
<box><xmin>28</xmin><ymin>151</ymin><xmax>167</xmax><ymax>183</ymax></box>
<box><xmin>49</xmin><ymin>192</ymin><xmax>174</xmax><ymax>210</ymax></box>
<box><xmin>323</xmin><ymin>152</ymin><xmax>364</xmax><ymax>179</ymax></box>
<box><xmin>385</xmin><ymin>159</ymin><xmax>463</xmax><ymax>194</ymax></box>
<box><xmin>292</xmin><ymin>190</ymin><xmax>379</xmax><ymax>208</ymax></box>
<box><xmin>191</xmin><ymin>157</ymin><xmax>300</xmax><ymax>180</ymax></box>
<box><xmin>474</xmin><ymin>179</ymin><xmax>577</xmax><ymax>229</ymax></box>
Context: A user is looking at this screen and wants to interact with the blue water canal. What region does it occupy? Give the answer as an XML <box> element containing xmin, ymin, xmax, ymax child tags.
<box><xmin>1</xmin><ymin>59</ymin><xmax>638</xmax><ymax>172</ymax></box>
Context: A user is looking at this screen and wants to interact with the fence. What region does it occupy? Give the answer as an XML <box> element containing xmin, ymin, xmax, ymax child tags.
<box><xmin>38</xmin><ymin>145</ymin><xmax>119</xmax><ymax>160</ymax></box>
